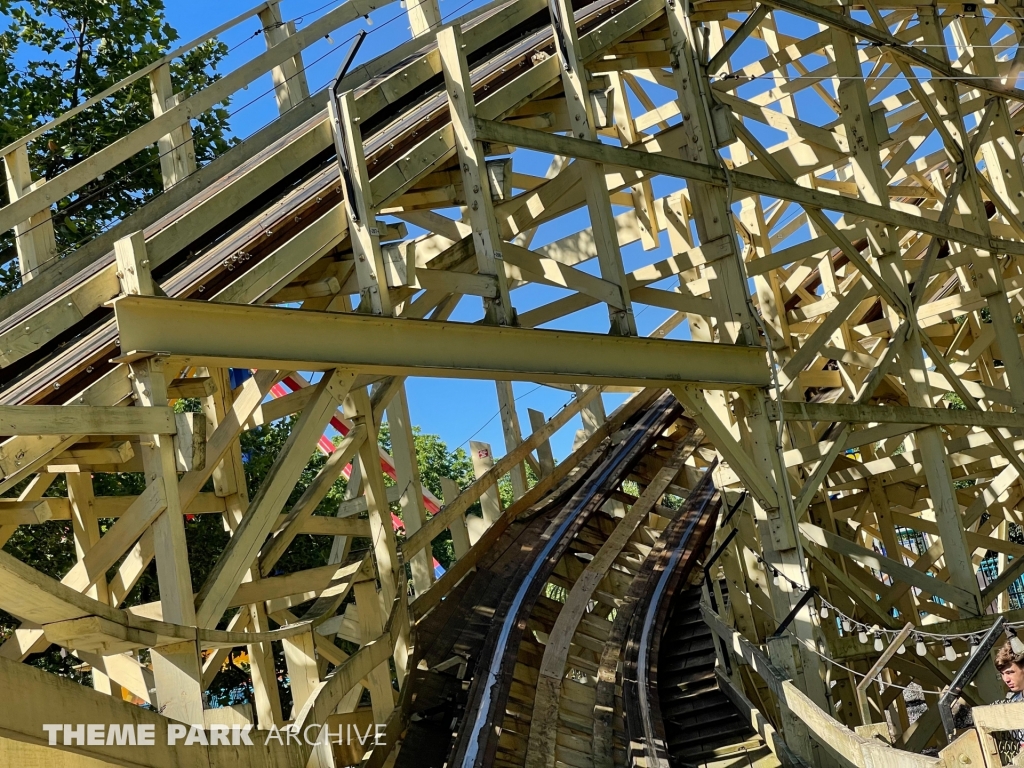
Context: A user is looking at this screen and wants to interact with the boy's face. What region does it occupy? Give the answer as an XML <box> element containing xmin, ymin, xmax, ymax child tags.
<box><xmin>1000</xmin><ymin>662</ymin><xmax>1024</xmax><ymax>693</ymax></box>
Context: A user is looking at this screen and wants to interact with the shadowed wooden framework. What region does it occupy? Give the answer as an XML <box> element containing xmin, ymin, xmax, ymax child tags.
<box><xmin>1</xmin><ymin>0</ymin><xmax>1024</xmax><ymax>764</ymax></box>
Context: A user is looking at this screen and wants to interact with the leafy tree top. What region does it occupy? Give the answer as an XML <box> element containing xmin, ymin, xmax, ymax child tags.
<box><xmin>0</xmin><ymin>0</ymin><xmax>235</xmax><ymax>295</ymax></box>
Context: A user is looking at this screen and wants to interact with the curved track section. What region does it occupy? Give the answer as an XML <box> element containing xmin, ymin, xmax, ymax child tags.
<box><xmin>411</xmin><ymin>392</ymin><xmax>738</xmax><ymax>768</ymax></box>
<box><xmin>429</xmin><ymin>391</ymin><xmax>681</xmax><ymax>768</ymax></box>
<box><xmin>620</xmin><ymin>462</ymin><xmax>721</xmax><ymax>768</ymax></box>
<box><xmin>637</xmin><ymin>499</ymin><xmax>782</xmax><ymax>768</ymax></box>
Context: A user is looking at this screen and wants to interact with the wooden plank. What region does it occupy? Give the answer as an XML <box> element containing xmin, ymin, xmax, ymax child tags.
<box><xmin>775</xmin><ymin>401</ymin><xmax>1024</xmax><ymax>430</ymax></box>
<box><xmin>195</xmin><ymin>369</ymin><xmax>356</xmax><ymax>628</ymax></box>
<box><xmin>0</xmin><ymin>406</ymin><xmax>175</xmax><ymax>436</ymax></box>
<box><xmin>470</xmin><ymin>118</ymin><xmax>1024</xmax><ymax>257</ymax></box>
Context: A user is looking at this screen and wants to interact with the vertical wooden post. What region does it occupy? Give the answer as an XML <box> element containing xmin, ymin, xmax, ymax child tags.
<box><xmin>545</xmin><ymin>0</ymin><xmax>637</xmax><ymax>336</ymax></box>
<box><xmin>573</xmin><ymin>384</ymin><xmax>606</xmax><ymax>438</ymax></box>
<box><xmin>282</xmin><ymin>628</ymin><xmax>321</xmax><ymax>721</ymax></box>
<box><xmin>347</xmin><ymin>387</ymin><xmax>401</xmax><ymax>606</ymax></box>
<box><xmin>346</xmin><ymin>384</ymin><xmax>410</xmax><ymax>697</ymax></box>
<box><xmin>528</xmin><ymin>408</ymin><xmax>555</xmax><ymax>479</ymax></box>
<box><xmin>259</xmin><ymin>2</ymin><xmax>310</xmax><ymax>114</ymax></box>
<box><xmin>354</xmin><ymin>578</ymin><xmax>395</xmax><ymax>724</ymax></box>
<box><xmin>330</xmin><ymin>459</ymin><xmax>362</xmax><ymax>567</ymax></box>
<box><xmin>3</xmin><ymin>144</ymin><xmax>57</xmax><ymax>280</ymax></box>
<box><xmin>114</xmin><ymin>231</ymin><xmax>154</xmax><ymax>296</ymax></box>
<box><xmin>495</xmin><ymin>381</ymin><xmax>528</xmax><ymax>500</ymax></box>
<box><xmin>199</xmin><ymin>365</ymin><xmax>284</xmax><ymax>729</ymax></box>
<box><xmin>388</xmin><ymin>385</ymin><xmax>434</xmax><ymax>595</ymax></box>
<box><xmin>120</xmin><ymin>232</ymin><xmax>203</xmax><ymax>724</ymax></box>
<box><xmin>469</xmin><ymin>440</ymin><xmax>502</xmax><ymax>528</ymax></box>
<box><xmin>437</xmin><ymin>25</ymin><xmax>517</xmax><ymax>327</ymax></box>
<box><xmin>131</xmin><ymin>355</ymin><xmax>205</xmax><ymax>725</ymax></box>
<box><xmin>405</xmin><ymin>0</ymin><xmax>440</xmax><ymax>37</ymax></box>
<box><xmin>67</xmin><ymin>472</ymin><xmax>113</xmax><ymax>696</ymax></box>
<box><xmin>148</xmin><ymin>63</ymin><xmax>196</xmax><ymax>190</ymax></box>
<box><xmin>442</xmin><ymin>476</ymin><xmax>471</xmax><ymax>561</ymax></box>
<box><xmin>606</xmin><ymin>71</ymin><xmax>659</xmax><ymax>251</ymax></box>
<box><xmin>331</xmin><ymin>90</ymin><xmax>393</xmax><ymax>316</ymax></box>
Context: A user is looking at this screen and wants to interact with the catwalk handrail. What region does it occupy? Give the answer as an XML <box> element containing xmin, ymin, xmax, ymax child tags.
<box><xmin>701</xmin><ymin>604</ymin><xmax>948</xmax><ymax>768</ymax></box>
<box><xmin>0</xmin><ymin>0</ymin><xmax>396</xmax><ymax>236</ymax></box>
<box><xmin>0</xmin><ymin>0</ymin><xmax>276</xmax><ymax>160</ymax></box>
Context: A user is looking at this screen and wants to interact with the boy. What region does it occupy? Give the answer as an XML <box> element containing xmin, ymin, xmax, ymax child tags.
<box><xmin>995</xmin><ymin>641</ymin><xmax>1024</xmax><ymax>764</ymax></box>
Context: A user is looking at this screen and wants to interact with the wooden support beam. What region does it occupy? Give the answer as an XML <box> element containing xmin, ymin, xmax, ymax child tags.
<box><xmin>545</xmin><ymin>0</ymin><xmax>637</xmax><ymax>336</ymax></box>
<box><xmin>800</xmin><ymin>523</ymin><xmax>977</xmax><ymax>609</ymax></box>
<box><xmin>0</xmin><ymin>406</ymin><xmax>176</xmax><ymax>436</ymax></box>
<box><xmin>353</xmin><ymin>579</ymin><xmax>395</xmax><ymax>726</ymax></box>
<box><xmin>258</xmin><ymin>2</ymin><xmax>310</xmax><ymax>115</ymax></box>
<box><xmin>469</xmin><ymin>440</ymin><xmax>502</xmax><ymax>534</ymax></box>
<box><xmin>129</xmin><ymin>356</ymin><xmax>204</xmax><ymax>725</ymax></box>
<box><xmin>333</xmin><ymin>90</ymin><xmax>393</xmax><ymax>316</ymax></box>
<box><xmin>0</xmin><ymin>655</ymin><xmax>307</xmax><ymax>768</ymax></box>
<box><xmin>773</xmin><ymin>402</ymin><xmax>1024</xmax><ymax>430</ymax></box>
<box><xmin>148</xmin><ymin>63</ymin><xmax>196</xmax><ymax>190</ymax></box>
<box><xmin>347</xmin><ymin>386</ymin><xmax>402</xmax><ymax>610</ymax></box>
<box><xmin>437</xmin><ymin>25</ymin><xmax>516</xmax><ymax>327</ymax></box>
<box><xmin>3</xmin><ymin>143</ymin><xmax>56</xmax><ymax>280</ymax></box>
<box><xmin>761</xmin><ymin>0</ymin><xmax>1024</xmax><ymax>103</ymax></box>
<box><xmin>672</xmin><ymin>385</ymin><xmax>779</xmax><ymax>514</ymax></box>
<box><xmin>257</xmin><ymin>425</ymin><xmax>366</xmax><ymax>575</ymax></box>
<box><xmin>470</xmin><ymin>118</ymin><xmax>1024</xmax><ymax>258</ymax></box>
<box><xmin>386</xmin><ymin>385</ymin><xmax>434</xmax><ymax>595</ymax></box>
<box><xmin>528</xmin><ymin>408</ymin><xmax>555</xmax><ymax>479</ymax></box>
<box><xmin>195</xmin><ymin>369</ymin><xmax>357</xmax><ymax>628</ymax></box>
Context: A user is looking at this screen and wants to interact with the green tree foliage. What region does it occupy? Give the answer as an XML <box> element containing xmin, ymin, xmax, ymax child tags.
<box><xmin>0</xmin><ymin>0</ymin><xmax>234</xmax><ymax>296</ymax></box>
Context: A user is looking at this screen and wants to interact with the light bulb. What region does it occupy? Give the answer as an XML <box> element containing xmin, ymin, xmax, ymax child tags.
<box><xmin>772</xmin><ymin>570</ymin><xmax>781</xmax><ymax>587</ymax></box>
<box><xmin>819</xmin><ymin>604</ymin><xmax>829</xmax><ymax>620</ymax></box>
<box><xmin>874</xmin><ymin>632</ymin><xmax>884</xmax><ymax>652</ymax></box>
<box><xmin>858</xmin><ymin>629</ymin><xmax>869</xmax><ymax>644</ymax></box>
<box><xmin>364</xmin><ymin>14</ymin><xmax>373</xmax><ymax>25</ymax></box>
<box><xmin>325</xmin><ymin>34</ymin><xmax>334</xmax><ymax>44</ymax></box>
<box><xmin>944</xmin><ymin>640</ymin><xmax>956</xmax><ymax>662</ymax></box>
<box><xmin>916</xmin><ymin>636</ymin><xmax>927</xmax><ymax>656</ymax></box>
<box><xmin>1009</xmin><ymin>627</ymin><xmax>1024</xmax><ymax>655</ymax></box>
<box><xmin>842</xmin><ymin>618</ymin><xmax>853</xmax><ymax>633</ymax></box>
<box><xmin>896</xmin><ymin>641</ymin><xmax>906</xmax><ymax>655</ymax></box>
<box><xmin>969</xmin><ymin>636</ymin><xmax>979</xmax><ymax>655</ymax></box>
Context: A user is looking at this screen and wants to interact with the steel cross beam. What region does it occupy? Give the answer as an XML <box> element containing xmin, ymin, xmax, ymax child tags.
<box><xmin>112</xmin><ymin>295</ymin><xmax>772</xmax><ymax>388</ymax></box>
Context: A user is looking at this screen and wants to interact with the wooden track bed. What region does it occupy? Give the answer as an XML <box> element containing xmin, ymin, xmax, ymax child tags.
<box><xmin>443</xmin><ymin>392</ymin><xmax>682</xmax><ymax>768</ymax></box>
<box><xmin>395</xmin><ymin>431</ymin><xmax>616</xmax><ymax>768</ymax></box>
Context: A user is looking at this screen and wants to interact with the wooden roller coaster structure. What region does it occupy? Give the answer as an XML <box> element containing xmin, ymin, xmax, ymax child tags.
<box><xmin>1</xmin><ymin>0</ymin><xmax>1024</xmax><ymax>764</ymax></box>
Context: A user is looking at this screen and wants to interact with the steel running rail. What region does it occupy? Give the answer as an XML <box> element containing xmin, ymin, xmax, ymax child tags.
<box><xmin>625</xmin><ymin>464</ymin><xmax>722</xmax><ymax>768</ymax></box>
<box><xmin>456</xmin><ymin>392</ymin><xmax>680</xmax><ymax>768</ymax></box>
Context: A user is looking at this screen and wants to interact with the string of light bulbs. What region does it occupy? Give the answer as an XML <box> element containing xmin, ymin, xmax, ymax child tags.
<box><xmin>752</xmin><ymin>555</ymin><xmax>1024</xmax><ymax>663</ymax></box>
